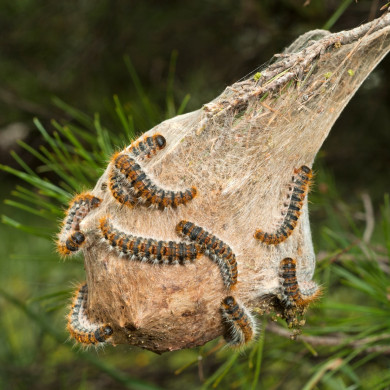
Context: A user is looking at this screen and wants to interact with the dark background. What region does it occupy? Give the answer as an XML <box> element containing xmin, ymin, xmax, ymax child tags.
<box><xmin>0</xmin><ymin>1</ymin><xmax>389</xmax><ymax>389</ymax></box>
<box><xmin>1</xmin><ymin>0</ymin><xmax>389</xmax><ymax>202</ymax></box>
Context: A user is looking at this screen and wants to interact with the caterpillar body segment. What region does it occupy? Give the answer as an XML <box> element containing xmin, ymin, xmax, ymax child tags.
<box><xmin>221</xmin><ymin>296</ymin><xmax>257</xmax><ymax>348</ymax></box>
<box><xmin>108</xmin><ymin>166</ymin><xmax>137</xmax><ymax>207</ymax></box>
<box><xmin>62</xmin><ymin>193</ymin><xmax>102</xmax><ymax>234</ymax></box>
<box><xmin>99</xmin><ymin>216</ymin><xmax>202</xmax><ymax>264</ymax></box>
<box><xmin>279</xmin><ymin>257</ymin><xmax>321</xmax><ymax>308</ymax></box>
<box><xmin>109</xmin><ymin>148</ymin><xmax>197</xmax><ymax>209</ymax></box>
<box><xmin>135</xmin><ymin>185</ymin><xmax>197</xmax><ymax>209</ymax></box>
<box><xmin>254</xmin><ymin>165</ymin><xmax>313</xmax><ymax>245</ymax></box>
<box><xmin>176</xmin><ymin>220</ymin><xmax>238</xmax><ymax>289</ymax></box>
<box><xmin>57</xmin><ymin>231</ymin><xmax>86</xmax><ymax>256</ymax></box>
<box><xmin>67</xmin><ymin>283</ymin><xmax>113</xmax><ymax>346</ymax></box>
<box><xmin>127</xmin><ymin>134</ymin><xmax>166</xmax><ymax>159</ymax></box>
<box><xmin>57</xmin><ymin>192</ymin><xmax>101</xmax><ymax>257</ymax></box>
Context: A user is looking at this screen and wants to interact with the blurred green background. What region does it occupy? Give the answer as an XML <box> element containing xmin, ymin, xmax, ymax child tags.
<box><xmin>1</xmin><ymin>1</ymin><xmax>390</xmax><ymax>389</ymax></box>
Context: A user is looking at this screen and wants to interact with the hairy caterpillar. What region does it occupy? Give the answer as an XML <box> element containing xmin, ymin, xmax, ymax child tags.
<box><xmin>254</xmin><ymin>165</ymin><xmax>313</xmax><ymax>245</ymax></box>
<box><xmin>176</xmin><ymin>220</ymin><xmax>237</xmax><ymax>289</ymax></box>
<box><xmin>111</xmin><ymin>152</ymin><xmax>197</xmax><ymax>208</ymax></box>
<box><xmin>108</xmin><ymin>169</ymin><xmax>137</xmax><ymax>208</ymax></box>
<box><xmin>99</xmin><ymin>216</ymin><xmax>202</xmax><ymax>264</ymax></box>
<box><xmin>56</xmin><ymin>192</ymin><xmax>101</xmax><ymax>256</ymax></box>
<box><xmin>221</xmin><ymin>296</ymin><xmax>257</xmax><ymax>347</ymax></box>
<box><xmin>57</xmin><ymin>231</ymin><xmax>86</xmax><ymax>256</ymax></box>
<box><xmin>67</xmin><ymin>283</ymin><xmax>113</xmax><ymax>346</ymax></box>
<box><xmin>127</xmin><ymin>133</ymin><xmax>166</xmax><ymax>158</ymax></box>
<box><xmin>279</xmin><ymin>257</ymin><xmax>321</xmax><ymax>307</ymax></box>
<box><xmin>108</xmin><ymin>134</ymin><xmax>166</xmax><ymax>207</ymax></box>
<box><xmin>108</xmin><ymin>134</ymin><xmax>197</xmax><ymax>209</ymax></box>
<box><xmin>61</xmin><ymin>193</ymin><xmax>101</xmax><ymax>234</ymax></box>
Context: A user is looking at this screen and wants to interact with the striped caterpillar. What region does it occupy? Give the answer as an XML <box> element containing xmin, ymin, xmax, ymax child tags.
<box><xmin>67</xmin><ymin>283</ymin><xmax>113</xmax><ymax>346</ymax></box>
<box><xmin>99</xmin><ymin>216</ymin><xmax>202</xmax><ymax>264</ymax></box>
<box><xmin>108</xmin><ymin>134</ymin><xmax>166</xmax><ymax>207</ymax></box>
<box><xmin>254</xmin><ymin>165</ymin><xmax>313</xmax><ymax>245</ymax></box>
<box><xmin>108</xmin><ymin>134</ymin><xmax>197</xmax><ymax>209</ymax></box>
<box><xmin>176</xmin><ymin>220</ymin><xmax>238</xmax><ymax>290</ymax></box>
<box><xmin>126</xmin><ymin>133</ymin><xmax>166</xmax><ymax>158</ymax></box>
<box><xmin>279</xmin><ymin>257</ymin><xmax>321</xmax><ymax>308</ymax></box>
<box><xmin>221</xmin><ymin>296</ymin><xmax>257</xmax><ymax>348</ymax></box>
<box><xmin>57</xmin><ymin>193</ymin><xmax>101</xmax><ymax>256</ymax></box>
<box><xmin>109</xmin><ymin>167</ymin><xmax>137</xmax><ymax>208</ymax></box>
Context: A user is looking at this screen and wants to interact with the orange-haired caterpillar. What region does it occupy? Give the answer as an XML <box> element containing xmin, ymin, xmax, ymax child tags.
<box><xmin>254</xmin><ymin>165</ymin><xmax>313</xmax><ymax>245</ymax></box>
<box><xmin>221</xmin><ymin>296</ymin><xmax>257</xmax><ymax>348</ymax></box>
<box><xmin>279</xmin><ymin>257</ymin><xmax>321</xmax><ymax>307</ymax></box>
<box><xmin>62</xmin><ymin>193</ymin><xmax>101</xmax><ymax>234</ymax></box>
<box><xmin>56</xmin><ymin>192</ymin><xmax>102</xmax><ymax>256</ymax></box>
<box><xmin>67</xmin><ymin>283</ymin><xmax>113</xmax><ymax>346</ymax></box>
<box><xmin>126</xmin><ymin>133</ymin><xmax>166</xmax><ymax>159</ymax></box>
<box><xmin>57</xmin><ymin>231</ymin><xmax>86</xmax><ymax>256</ymax></box>
<box><xmin>176</xmin><ymin>220</ymin><xmax>237</xmax><ymax>289</ymax></box>
<box><xmin>109</xmin><ymin>151</ymin><xmax>197</xmax><ymax>209</ymax></box>
<box><xmin>99</xmin><ymin>216</ymin><xmax>202</xmax><ymax>264</ymax></box>
<box><xmin>109</xmin><ymin>169</ymin><xmax>137</xmax><ymax>208</ymax></box>
<box><xmin>108</xmin><ymin>134</ymin><xmax>166</xmax><ymax>207</ymax></box>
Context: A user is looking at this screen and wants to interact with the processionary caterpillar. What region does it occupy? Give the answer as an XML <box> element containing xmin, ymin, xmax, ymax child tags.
<box><xmin>67</xmin><ymin>283</ymin><xmax>113</xmax><ymax>346</ymax></box>
<box><xmin>108</xmin><ymin>134</ymin><xmax>197</xmax><ymax>209</ymax></box>
<box><xmin>126</xmin><ymin>133</ymin><xmax>166</xmax><ymax>159</ymax></box>
<box><xmin>108</xmin><ymin>134</ymin><xmax>166</xmax><ymax>207</ymax></box>
<box><xmin>111</xmin><ymin>153</ymin><xmax>197</xmax><ymax>208</ymax></box>
<box><xmin>221</xmin><ymin>296</ymin><xmax>257</xmax><ymax>348</ymax></box>
<box><xmin>279</xmin><ymin>257</ymin><xmax>321</xmax><ymax>307</ymax></box>
<box><xmin>176</xmin><ymin>220</ymin><xmax>238</xmax><ymax>289</ymax></box>
<box><xmin>109</xmin><ymin>168</ymin><xmax>137</xmax><ymax>208</ymax></box>
<box><xmin>254</xmin><ymin>165</ymin><xmax>313</xmax><ymax>245</ymax></box>
<box><xmin>99</xmin><ymin>216</ymin><xmax>202</xmax><ymax>264</ymax></box>
<box><xmin>57</xmin><ymin>192</ymin><xmax>101</xmax><ymax>256</ymax></box>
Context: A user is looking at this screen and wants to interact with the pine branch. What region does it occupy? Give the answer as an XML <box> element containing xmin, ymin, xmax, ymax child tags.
<box><xmin>73</xmin><ymin>12</ymin><xmax>390</xmax><ymax>352</ymax></box>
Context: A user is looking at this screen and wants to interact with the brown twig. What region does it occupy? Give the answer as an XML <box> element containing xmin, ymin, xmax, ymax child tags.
<box><xmin>201</xmin><ymin>11</ymin><xmax>390</xmax><ymax>128</ymax></box>
<box><xmin>329</xmin><ymin>240</ymin><xmax>361</xmax><ymax>263</ymax></box>
<box><xmin>267</xmin><ymin>322</ymin><xmax>390</xmax><ymax>354</ymax></box>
